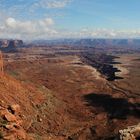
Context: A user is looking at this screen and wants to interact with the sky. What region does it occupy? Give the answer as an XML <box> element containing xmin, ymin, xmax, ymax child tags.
<box><xmin>0</xmin><ymin>0</ymin><xmax>140</xmax><ymax>40</ymax></box>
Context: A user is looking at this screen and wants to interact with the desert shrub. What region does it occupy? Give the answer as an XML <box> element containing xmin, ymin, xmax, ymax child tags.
<box><xmin>0</xmin><ymin>132</ymin><xmax>3</xmax><ymax>139</ymax></box>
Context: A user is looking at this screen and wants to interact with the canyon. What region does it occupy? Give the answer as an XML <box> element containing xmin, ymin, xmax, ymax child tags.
<box><xmin>0</xmin><ymin>39</ymin><xmax>140</xmax><ymax>139</ymax></box>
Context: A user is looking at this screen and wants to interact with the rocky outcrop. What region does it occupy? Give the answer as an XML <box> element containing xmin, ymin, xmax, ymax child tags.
<box><xmin>0</xmin><ymin>104</ymin><xmax>27</xmax><ymax>140</ymax></box>
<box><xmin>0</xmin><ymin>39</ymin><xmax>23</xmax><ymax>48</ymax></box>
<box><xmin>119</xmin><ymin>123</ymin><xmax>140</xmax><ymax>140</ymax></box>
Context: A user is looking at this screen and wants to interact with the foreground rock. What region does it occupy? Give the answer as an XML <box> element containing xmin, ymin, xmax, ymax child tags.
<box><xmin>0</xmin><ymin>104</ymin><xmax>27</xmax><ymax>140</ymax></box>
<box><xmin>119</xmin><ymin>123</ymin><xmax>140</xmax><ymax>140</ymax></box>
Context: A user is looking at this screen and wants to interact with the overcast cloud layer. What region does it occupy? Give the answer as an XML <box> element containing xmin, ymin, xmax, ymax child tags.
<box><xmin>0</xmin><ymin>0</ymin><xmax>140</xmax><ymax>40</ymax></box>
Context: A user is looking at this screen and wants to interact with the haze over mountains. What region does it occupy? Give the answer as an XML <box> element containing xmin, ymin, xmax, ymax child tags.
<box><xmin>32</xmin><ymin>39</ymin><xmax>140</xmax><ymax>47</ymax></box>
<box><xmin>1</xmin><ymin>38</ymin><xmax>140</xmax><ymax>51</ymax></box>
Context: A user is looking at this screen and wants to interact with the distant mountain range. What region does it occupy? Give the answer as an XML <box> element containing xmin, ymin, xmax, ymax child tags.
<box><xmin>32</xmin><ymin>39</ymin><xmax>140</xmax><ymax>47</ymax></box>
<box><xmin>1</xmin><ymin>39</ymin><xmax>140</xmax><ymax>50</ymax></box>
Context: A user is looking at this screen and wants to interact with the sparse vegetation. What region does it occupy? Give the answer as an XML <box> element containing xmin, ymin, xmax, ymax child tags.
<box><xmin>8</xmin><ymin>71</ymin><xmax>19</xmax><ymax>77</ymax></box>
<box><xmin>0</xmin><ymin>132</ymin><xmax>3</xmax><ymax>139</ymax></box>
<box><xmin>0</xmin><ymin>117</ymin><xmax>8</xmax><ymax>127</ymax></box>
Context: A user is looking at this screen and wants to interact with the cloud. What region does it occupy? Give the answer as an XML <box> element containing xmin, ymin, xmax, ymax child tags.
<box><xmin>51</xmin><ymin>28</ymin><xmax>140</xmax><ymax>39</ymax></box>
<box><xmin>0</xmin><ymin>0</ymin><xmax>140</xmax><ymax>40</ymax></box>
<box><xmin>0</xmin><ymin>0</ymin><xmax>69</xmax><ymax>39</ymax></box>
<box><xmin>0</xmin><ymin>0</ymin><xmax>72</xmax><ymax>19</ymax></box>
<box><xmin>77</xmin><ymin>28</ymin><xmax>140</xmax><ymax>38</ymax></box>
<box><xmin>39</xmin><ymin>18</ymin><xmax>54</xmax><ymax>26</ymax></box>
<box><xmin>31</xmin><ymin>0</ymin><xmax>71</xmax><ymax>9</ymax></box>
<box><xmin>42</xmin><ymin>0</ymin><xmax>72</xmax><ymax>8</ymax></box>
<box><xmin>30</xmin><ymin>0</ymin><xmax>72</xmax><ymax>13</ymax></box>
<box><xmin>1</xmin><ymin>18</ymin><xmax>140</xmax><ymax>40</ymax></box>
<box><xmin>0</xmin><ymin>17</ymin><xmax>57</xmax><ymax>39</ymax></box>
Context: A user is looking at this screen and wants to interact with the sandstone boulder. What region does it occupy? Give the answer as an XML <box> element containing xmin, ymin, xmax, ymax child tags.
<box><xmin>119</xmin><ymin>123</ymin><xmax>140</xmax><ymax>140</ymax></box>
<box><xmin>10</xmin><ymin>104</ymin><xmax>20</xmax><ymax>114</ymax></box>
<box><xmin>4</xmin><ymin>112</ymin><xmax>17</xmax><ymax>122</ymax></box>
